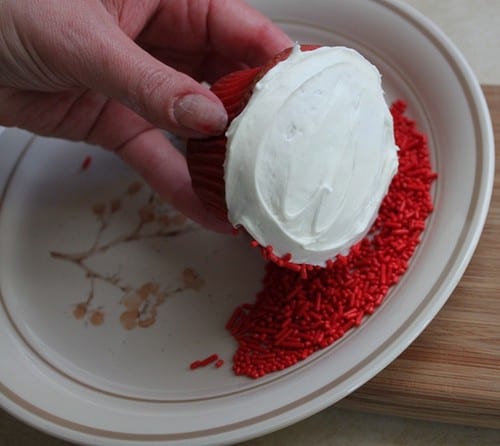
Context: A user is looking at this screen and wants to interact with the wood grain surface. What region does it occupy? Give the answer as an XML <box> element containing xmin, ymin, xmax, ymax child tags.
<box><xmin>341</xmin><ymin>86</ymin><xmax>500</xmax><ymax>429</ymax></box>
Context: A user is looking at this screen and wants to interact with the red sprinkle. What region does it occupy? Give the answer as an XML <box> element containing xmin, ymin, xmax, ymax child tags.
<box><xmin>80</xmin><ymin>155</ymin><xmax>92</xmax><ymax>171</ymax></box>
<box><xmin>189</xmin><ymin>360</ymin><xmax>201</xmax><ymax>370</ymax></box>
<box><xmin>189</xmin><ymin>353</ymin><xmax>219</xmax><ymax>370</ymax></box>
<box><xmin>215</xmin><ymin>359</ymin><xmax>225</xmax><ymax>368</ymax></box>
<box><xmin>227</xmin><ymin>101</ymin><xmax>437</xmax><ymax>379</ymax></box>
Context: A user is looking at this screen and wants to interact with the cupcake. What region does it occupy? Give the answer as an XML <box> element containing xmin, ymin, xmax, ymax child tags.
<box><xmin>187</xmin><ymin>44</ymin><xmax>399</xmax><ymax>267</ymax></box>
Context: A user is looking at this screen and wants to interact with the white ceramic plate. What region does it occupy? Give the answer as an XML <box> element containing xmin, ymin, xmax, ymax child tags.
<box><xmin>0</xmin><ymin>1</ymin><xmax>494</xmax><ymax>445</ymax></box>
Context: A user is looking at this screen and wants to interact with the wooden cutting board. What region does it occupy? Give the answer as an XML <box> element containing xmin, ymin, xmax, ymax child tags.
<box><xmin>341</xmin><ymin>85</ymin><xmax>500</xmax><ymax>429</ymax></box>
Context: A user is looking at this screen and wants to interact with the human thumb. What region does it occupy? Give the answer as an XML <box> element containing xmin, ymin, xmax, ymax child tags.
<box><xmin>77</xmin><ymin>27</ymin><xmax>227</xmax><ymax>137</ymax></box>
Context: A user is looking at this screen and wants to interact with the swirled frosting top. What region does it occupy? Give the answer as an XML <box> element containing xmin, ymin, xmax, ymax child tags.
<box><xmin>224</xmin><ymin>45</ymin><xmax>399</xmax><ymax>266</ymax></box>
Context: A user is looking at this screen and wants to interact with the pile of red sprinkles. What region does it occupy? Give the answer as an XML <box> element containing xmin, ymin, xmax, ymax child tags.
<box><xmin>226</xmin><ymin>101</ymin><xmax>437</xmax><ymax>379</ymax></box>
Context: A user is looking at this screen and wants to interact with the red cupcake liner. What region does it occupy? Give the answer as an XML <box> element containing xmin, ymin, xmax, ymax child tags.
<box><xmin>186</xmin><ymin>45</ymin><xmax>321</xmax><ymax>223</ymax></box>
<box><xmin>186</xmin><ymin>67</ymin><xmax>261</xmax><ymax>221</ymax></box>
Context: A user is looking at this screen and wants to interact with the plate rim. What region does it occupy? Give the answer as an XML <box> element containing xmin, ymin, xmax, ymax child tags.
<box><xmin>0</xmin><ymin>0</ymin><xmax>495</xmax><ymax>444</ymax></box>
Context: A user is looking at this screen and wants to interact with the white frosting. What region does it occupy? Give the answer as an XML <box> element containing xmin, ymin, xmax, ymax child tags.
<box><xmin>224</xmin><ymin>45</ymin><xmax>399</xmax><ymax>266</ymax></box>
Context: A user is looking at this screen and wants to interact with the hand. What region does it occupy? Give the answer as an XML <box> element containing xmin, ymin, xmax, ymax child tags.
<box><xmin>0</xmin><ymin>0</ymin><xmax>292</xmax><ymax>231</ymax></box>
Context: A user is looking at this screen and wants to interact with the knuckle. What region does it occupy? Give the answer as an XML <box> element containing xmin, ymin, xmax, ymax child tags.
<box><xmin>133</xmin><ymin>66</ymin><xmax>172</xmax><ymax>112</ymax></box>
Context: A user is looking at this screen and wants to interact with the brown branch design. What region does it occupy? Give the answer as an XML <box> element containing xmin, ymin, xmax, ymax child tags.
<box><xmin>50</xmin><ymin>180</ymin><xmax>204</xmax><ymax>330</ymax></box>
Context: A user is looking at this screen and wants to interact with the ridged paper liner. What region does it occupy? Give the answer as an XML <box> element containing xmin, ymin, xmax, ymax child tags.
<box><xmin>186</xmin><ymin>45</ymin><xmax>320</xmax><ymax>223</ymax></box>
<box><xmin>186</xmin><ymin>67</ymin><xmax>260</xmax><ymax>221</ymax></box>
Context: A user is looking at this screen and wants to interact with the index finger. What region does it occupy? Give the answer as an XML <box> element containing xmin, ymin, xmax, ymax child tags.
<box><xmin>207</xmin><ymin>0</ymin><xmax>293</xmax><ymax>66</ymax></box>
<box><xmin>118</xmin><ymin>128</ymin><xmax>233</xmax><ymax>233</ymax></box>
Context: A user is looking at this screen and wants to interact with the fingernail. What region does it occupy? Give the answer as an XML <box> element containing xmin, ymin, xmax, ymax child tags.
<box><xmin>174</xmin><ymin>94</ymin><xmax>228</xmax><ymax>136</ymax></box>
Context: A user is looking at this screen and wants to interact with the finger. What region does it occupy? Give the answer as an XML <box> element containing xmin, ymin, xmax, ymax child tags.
<box><xmin>200</xmin><ymin>53</ymin><xmax>249</xmax><ymax>84</ymax></box>
<box><xmin>82</xmin><ymin>99</ymin><xmax>231</xmax><ymax>233</ymax></box>
<box><xmin>144</xmin><ymin>46</ymin><xmax>248</xmax><ymax>84</ymax></box>
<box><xmin>207</xmin><ymin>0</ymin><xmax>293</xmax><ymax>66</ymax></box>
<box><xmin>138</xmin><ymin>0</ymin><xmax>292</xmax><ymax>69</ymax></box>
<box><xmin>0</xmin><ymin>87</ymin><xmax>108</xmax><ymax>139</ymax></box>
<box><xmin>76</xmin><ymin>22</ymin><xmax>227</xmax><ymax>138</ymax></box>
<box><xmin>117</xmin><ymin>128</ymin><xmax>232</xmax><ymax>233</ymax></box>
